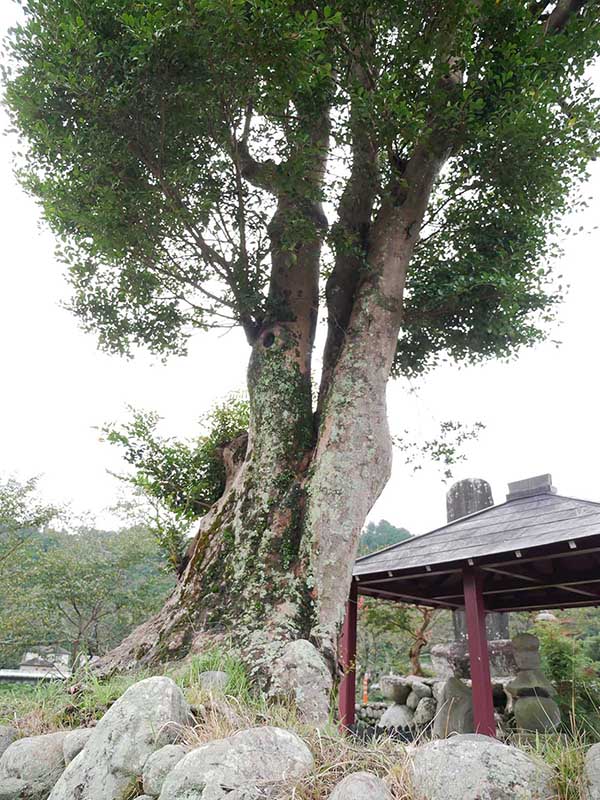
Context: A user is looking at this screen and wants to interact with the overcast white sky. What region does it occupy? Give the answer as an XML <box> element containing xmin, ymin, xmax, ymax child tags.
<box><xmin>1</xmin><ymin>5</ymin><xmax>599</xmax><ymax>537</ymax></box>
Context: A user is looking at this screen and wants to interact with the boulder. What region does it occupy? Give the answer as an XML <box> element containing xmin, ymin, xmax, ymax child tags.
<box><xmin>0</xmin><ymin>776</ymin><xmax>52</xmax><ymax>800</ymax></box>
<box><xmin>62</xmin><ymin>728</ymin><xmax>93</xmax><ymax>765</ymax></box>
<box><xmin>269</xmin><ymin>639</ymin><xmax>332</xmax><ymax>726</ymax></box>
<box><xmin>0</xmin><ymin>731</ymin><xmax>68</xmax><ymax>794</ymax></box>
<box><xmin>585</xmin><ymin>743</ymin><xmax>600</xmax><ymax>800</ymax></box>
<box><xmin>406</xmin><ymin>692</ymin><xmax>420</xmax><ymax>711</ymax></box>
<box><xmin>380</xmin><ymin>676</ymin><xmax>411</xmax><ymax>705</ymax></box>
<box><xmin>198</xmin><ymin>671</ymin><xmax>229</xmax><ymax>693</ymax></box>
<box><xmin>329</xmin><ymin>771</ymin><xmax>392</xmax><ymax>800</ymax></box>
<box><xmin>410</xmin><ymin>682</ymin><xmax>432</xmax><ymax>700</ymax></box>
<box><xmin>158</xmin><ymin>726</ymin><xmax>313</xmax><ymax>800</ymax></box>
<box><xmin>0</xmin><ymin>776</ymin><xmax>48</xmax><ymax>800</ymax></box>
<box><xmin>410</xmin><ymin>734</ymin><xmax>555</xmax><ymax>799</ymax></box>
<box><xmin>48</xmin><ymin>676</ymin><xmax>191</xmax><ymax>800</ymax></box>
<box><xmin>0</xmin><ymin>726</ymin><xmax>17</xmax><ymax>759</ymax></box>
<box><xmin>378</xmin><ymin>704</ymin><xmax>414</xmax><ymax>730</ymax></box>
<box><xmin>413</xmin><ymin>698</ymin><xmax>437</xmax><ymax>728</ymax></box>
<box><xmin>143</xmin><ymin>744</ymin><xmax>187</xmax><ymax>796</ymax></box>
<box><xmin>432</xmin><ymin>677</ymin><xmax>474</xmax><ymax>738</ymax></box>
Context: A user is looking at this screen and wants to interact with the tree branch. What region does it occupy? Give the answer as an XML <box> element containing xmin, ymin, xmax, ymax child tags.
<box><xmin>545</xmin><ymin>0</ymin><xmax>587</xmax><ymax>32</ymax></box>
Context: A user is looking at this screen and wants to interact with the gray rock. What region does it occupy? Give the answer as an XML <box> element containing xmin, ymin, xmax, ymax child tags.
<box><xmin>198</xmin><ymin>671</ymin><xmax>229</xmax><ymax>693</ymax></box>
<box><xmin>409</xmin><ymin>681</ymin><xmax>432</xmax><ymax>700</ymax></box>
<box><xmin>0</xmin><ymin>731</ymin><xmax>68</xmax><ymax>794</ymax></box>
<box><xmin>406</xmin><ymin>692</ymin><xmax>420</xmax><ymax>711</ymax></box>
<box><xmin>432</xmin><ymin>681</ymin><xmax>444</xmax><ymax>703</ymax></box>
<box><xmin>413</xmin><ymin>698</ymin><xmax>437</xmax><ymax>727</ymax></box>
<box><xmin>329</xmin><ymin>771</ymin><xmax>392</xmax><ymax>800</ymax></box>
<box><xmin>506</xmin><ymin>669</ymin><xmax>556</xmax><ymax>699</ymax></box>
<box><xmin>0</xmin><ymin>776</ymin><xmax>48</xmax><ymax>800</ymax></box>
<box><xmin>48</xmin><ymin>676</ymin><xmax>191</xmax><ymax>800</ymax></box>
<box><xmin>514</xmin><ymin>696</ymin><xmax>560</xmax><ymax>733</ymax></box>
<box><xmin>378</xmin><ymin>704</ymin><xmax>414</xmax><ymax>730</ymax></box>
<box><xmin>380</xmin><ymin>675</ymin><xmax>411</xmax><ymax>705</ymax></box>
<box><xmin>512</xmin><ymin>634</ymin><xmax>542</xmax><ymax>671</ymax></box>
<box><xmin>506</xmin><ymin>633</ymin><xmax>560</xmax><ymax>733</ymax></box>
<box><xmin>585</xmin><ymin>743</ymin><xmax>600</xmax><ymax>800</ymax></box>
<box><xmin>0</xmin><ymin>776</ymin><xmax>45</xmax><ymax>800</ymax></box>
<box><xmin>430</xmin><ymin>642</ymin><xmax>470</xmax><ymax>680</ymax></box>
<box><xmin>158</xmin><ymin>726</ymin><xmax>314</xmax><ymax>800</ymax></box>
<box><xmin>269</xmin><ymin>639</ymin><xmax>332</xmax><ymax>726</ymax></box>
<box><xmin>432</xmin><ymin>677</ymin><xmax>474</xmax><ymax>738</ymax></box>
<box><xmin>62</xmin><ymin>728</ymin><xmax>93</xmax><ymax>765</ymax></box>
<box><xmin>0</xmin><ymin>726</ymin><xmax>17</xmax><ymax>760</ymax></box>
<box><xmin>410</xmin><ymin>734</ymin><xmax>555</xmax><ymax>800</ymax></box>
<box><xmin>143</xmin><ymin>744</ymin><xmax>187</xmax><ymax>796</ymax></box>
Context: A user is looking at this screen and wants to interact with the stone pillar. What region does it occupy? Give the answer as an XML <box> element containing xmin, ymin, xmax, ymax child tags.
<box><xmin>446</xmin><ymin>479</ymin><xmax>509</xmax><ymax>641</ymax></box>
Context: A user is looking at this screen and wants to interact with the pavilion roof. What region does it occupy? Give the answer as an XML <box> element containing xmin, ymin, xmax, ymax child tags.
<box><xmin>353</xmin><ymin>484</ymin><xmax>600</xmax><ymax>613</ymax></box>
<box><xmin>356</xmin><ymin>491</ymin><xmax>600</xmax><ymax>576</ymax></box>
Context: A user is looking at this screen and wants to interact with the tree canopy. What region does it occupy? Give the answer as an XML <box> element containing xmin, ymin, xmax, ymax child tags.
<box><xmin>4</xmin><ymin>1</ymin><xmax>600</xmax><ymax>675</ymax></box>
<box><xmin>359</xmin><ymin>519</ymin><xmax>411</xmax><ymax>556</ymax></box>
<box><xmin>5</xmin><ymin>1</ymin><xmax>599</xmax><ymax>372</ymax></box>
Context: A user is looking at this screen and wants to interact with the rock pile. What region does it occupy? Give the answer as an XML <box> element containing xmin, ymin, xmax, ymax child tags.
<box><xmin>0</xmin><ymin>670</ymin><xmax>578</xmax><ymax>800</ymax></box>
<box><xmin>355</xmin><ymin>701</ymin><xmax>387</xmax><ymax>725</ymax></box>
<box><xmin>378</xmin><ymin>675</ymin><xmax>437</xmax><ymax>733</ymax></box>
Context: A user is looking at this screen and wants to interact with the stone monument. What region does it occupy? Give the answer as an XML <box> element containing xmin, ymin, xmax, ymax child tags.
<box><xmin>506</xmin><ymin>633</ymin><xmax>561</xmax><ymax>733</ymax></box>
<box><xmin>431</xmin><ymin>479</ymin><xmax>517</xmax><ymax>679</ymax></box>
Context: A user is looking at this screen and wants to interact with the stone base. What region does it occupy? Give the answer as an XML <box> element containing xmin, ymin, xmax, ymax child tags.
<box><xmin>431</xmin><ymin>639</ymin><xmax>517</xmax><ymax>679</ymax></box>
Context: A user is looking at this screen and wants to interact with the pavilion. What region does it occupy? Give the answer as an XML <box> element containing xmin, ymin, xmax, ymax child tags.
<box><xmin>338</xmin><ymin>474</ymin><xmax>600</xmax><ymax>736</ymax></box>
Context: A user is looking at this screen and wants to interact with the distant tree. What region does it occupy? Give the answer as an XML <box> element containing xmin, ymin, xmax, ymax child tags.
<box><xmin>359</xmin><ymin>519</ymin><xmax>411</xmax><ymax>556</ymax></box>
<box><xmin>0</xmin><ymin>476</ymin><xmax>57</xmax><ymax>575</ymax></box>
<box><xmin>0</xmin><ymin>526</ymin><xmax>173</xmax><ymax>667</ymax></box>
<box><xmin>5</xmin><ymin>1</ymin><xmax>599</xmax><ymax>681</ymax></box>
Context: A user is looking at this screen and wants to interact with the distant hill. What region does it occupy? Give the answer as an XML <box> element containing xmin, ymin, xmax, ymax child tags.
<box><xmin>359</xmin><ymin>519</ymin><xmax>411</xmax><ymax>556</ymax></box>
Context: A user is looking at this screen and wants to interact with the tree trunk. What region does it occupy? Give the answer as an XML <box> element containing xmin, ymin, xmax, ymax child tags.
<box><xmin>98</xmin><ymin>134</ymin><xmax>448</xmax><ymax>714</ymax></box>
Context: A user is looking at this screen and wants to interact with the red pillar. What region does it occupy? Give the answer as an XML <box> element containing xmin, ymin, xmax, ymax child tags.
<box><xmin>463</xmin><ymin>567</ymin><xmax>496</xmax><ymax>737</ymax></box>
<box><xmin>338</xmin><ymin>579</ymin><xmax>358</xmax><ymax>730</ymax></box>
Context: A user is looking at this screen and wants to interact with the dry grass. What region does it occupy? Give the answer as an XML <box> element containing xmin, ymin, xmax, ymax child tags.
<box><xmin>179</xmin><ymin>687</ymin><xmax>416</xmax><ymax>799</ymax></box>
<box><xmin>2</xmin><ymin>651</ymin><xmax>597</xmax><ymax>800</ymax></box>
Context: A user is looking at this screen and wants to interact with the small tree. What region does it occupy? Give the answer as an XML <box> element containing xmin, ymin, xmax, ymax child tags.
<box><xmin>361</xmin><ymin>598</ymin><xmax>440</xmax><ymax>677</ymax></box>
<box><xmin>4</xmin><ymin>1</ymin><xmax>599</xmax><ymax>685</ymax></box>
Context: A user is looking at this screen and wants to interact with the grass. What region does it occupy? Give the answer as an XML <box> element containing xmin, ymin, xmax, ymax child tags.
<box><xmin>179</xmin><ymin>691</ymin><xmax>415</xmax><ymax>800</ymax></box>
<box><xmin>2</xmin><ymin>654</ymin><xmax>600</xmax><ymax>799</ymax></box>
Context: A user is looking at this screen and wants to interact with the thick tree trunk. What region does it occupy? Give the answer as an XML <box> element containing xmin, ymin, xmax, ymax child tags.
<box><xmin>98</xmin><ymin>330</ymin><xmax>316</xmax><ymax>675</ymax></box>
<box><xmin>98</xmin><ymin>132</ymin><xmax>448</xmax><ymax>712</ymax></box>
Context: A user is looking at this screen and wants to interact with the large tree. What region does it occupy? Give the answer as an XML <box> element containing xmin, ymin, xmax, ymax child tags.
<box><xmin>4</xmin><ymin>1</ymin><xmax>600</xmax><ymax>688</ymax></box>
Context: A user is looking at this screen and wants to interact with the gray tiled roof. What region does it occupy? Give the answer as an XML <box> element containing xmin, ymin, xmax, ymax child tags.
<box><xmin>354</xmin><ymin>492</ymin><xmax>600</xmax><ymax>577</ymax></box>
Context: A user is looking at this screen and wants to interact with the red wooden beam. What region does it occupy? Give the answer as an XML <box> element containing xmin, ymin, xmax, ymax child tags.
<box><xmin>463</xmin><ymin>567</ymin><xmax>496</xmax><ymax>737</ymax></box>
<box><xmin>338</xmin><ymin>580</ymin><xmax>358</xmax><ymax>731</ymax></box>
